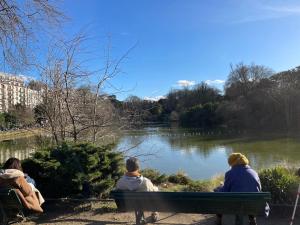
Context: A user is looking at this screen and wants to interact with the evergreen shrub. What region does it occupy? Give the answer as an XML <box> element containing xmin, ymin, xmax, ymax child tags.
<box><xmin>183</xmin><ymin>180</ymin><xmax>212</xmax><ymax>192</ymax></box>
<box><xmin>22</xmin><ymin>142</ymin><xmax>124</xmax><ymax>198</ymax></box>
<box><xmin>141</xmin><ymin>168</ymin><xmax>168</xmax><ymax>185</ymax></box>
<box><xmin>168</xmin><ymin>171</ymin><xmax>192</xmax><ymax>185</ymax></box>
<box><xmin>259</xmin><ymin>166</ymin><xmax>300</xmax><ymax>204</ymax></box>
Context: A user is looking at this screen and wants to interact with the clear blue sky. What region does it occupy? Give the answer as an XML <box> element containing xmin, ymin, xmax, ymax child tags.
<box><xmin>59</xmin><ymin>0</ymin><xmax>300</xmax><ymax>100</ymax></box>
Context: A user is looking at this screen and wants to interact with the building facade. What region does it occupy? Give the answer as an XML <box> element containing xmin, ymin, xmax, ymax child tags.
<box><xmin>0</xmin><ymin>73</ymin><xmax>42</xmax><ymax>112</ymax></box>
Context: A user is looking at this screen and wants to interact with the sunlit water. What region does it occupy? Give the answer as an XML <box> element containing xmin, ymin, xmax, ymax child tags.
<box><xmin>1</xmin><ymin>127</ymin><xmax>300</xmax><ymax>179</ymax></box>
<box><xmin>115</xmin><ymin>126</ymin><xmax>300</xmax><ymax>179</ymax></box>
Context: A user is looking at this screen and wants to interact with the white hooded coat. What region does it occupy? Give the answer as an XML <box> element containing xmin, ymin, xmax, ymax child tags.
<box><xmin>116</xmin><ymin>175</ymin><xmax>158</xmax><ymax>191</ymax></box>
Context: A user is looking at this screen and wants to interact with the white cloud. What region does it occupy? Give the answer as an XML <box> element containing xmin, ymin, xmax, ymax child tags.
<box><xmin>205</xmin><ymin>79</ymin><xmax>225</xmax><ymax>85</ymax></box>
<box><xmin>19</xmin><ymin>74</ymin><xmax>35</xmax><ymax>82</ymax></box>
<box><xmin>144</xmin><ymin>95</ymin><xmax>166</xmax><ymax>101</ymax></box>
<box><xmin>177</xmin><ymin>80</ymin><xmax>195</xmax><ymax>87</ymax></box>
<box><xmin>263</xmin><ymin>5</ymin><xmax>300</xmax><ymax>14</ymax></box>
<box><xmin>232</xmin><ymin>1</ymin><xmax>300</xmax><ymax>24</ymax></box>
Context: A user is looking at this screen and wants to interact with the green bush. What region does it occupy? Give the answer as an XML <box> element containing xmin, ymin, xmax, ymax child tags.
<box><xmin>183</xmin><ymin>180</ymin><xmax>212</xmax><ymax>192</ymax></box>
<box><xmin>259</xmin><ymin>166</ymin><xmax>299</xmax><ymax>204</ymax></box>
<box><xmin>179</xmin><ymin>102</ymin><xmax>221</xmax><ymax>128</ymax></box>
<box><xmin>22</xmin><ymin>142</ymin><xmax>125</xmax><ymax>198</ymax></box>
<box><xmin>141</xmin><ymin>168</ymin><xmax>168</xmax><ymax>185</ymax></box>
<box><xmin>168</xmin><ymin>171</ymin><xmax>192</xmax><ymax>185</ymax></box>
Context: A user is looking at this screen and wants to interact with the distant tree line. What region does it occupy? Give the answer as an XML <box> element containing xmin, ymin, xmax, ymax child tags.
<box><xmin>123</xmin><ymin>63</ymin><xmax>300</xmax><ymax>132</ymax></box>
<box><xmin>3</xmin><ymin>63</ymin><xmax>300</xmax><ymax>134</ymax></box>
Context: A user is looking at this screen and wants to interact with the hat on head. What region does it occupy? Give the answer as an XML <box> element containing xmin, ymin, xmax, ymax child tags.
<box><xmin>228</xmin><ymin>153</ymin><xmax>249</xmax><ymax>167</ymax></box>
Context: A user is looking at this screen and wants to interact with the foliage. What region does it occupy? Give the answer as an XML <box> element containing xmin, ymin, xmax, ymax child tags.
<box><xmin>0</xmin><ymin>113</ymin><xmax>6</xmax><ymax>128</ymax></box>
<box><xmin>168</xmin><ymin>171</ymin><xmax>192</xmax><ymax>185</ymax></box>
<box><xmin>123</xmin><ymin>63</ymin><xmax>300</xmax><ymax>132</ymax></box>
<box><xmin>180</xmin><ymin>103</ymin><xmax>221</xmax><ymax>127</ymax></box>
<box><xmin>259</xmin><ymin>167</ymin><xmax>300</xmax><ymax>204</ymax></box>
<box><xmin>34</xmin><ymin>104</ymin><xmax>47</xmax><ymax>126</ymax></box>
<box><xmin>141</xmin><ymin>169</ymin><xmax>168</xmax><ymax>185</ymax></box>
<box><xmin>0</xmin><ymin>106</ymin><xmax>35</xmax><ymax>129</ymax></box>
<box><xmin>182</xmin><ymin>180</ymin><xmax>212</xmax><ymax>192</ymax></box>
<box><xmin>22</xmin><ymin>142</ymin><xmax>125</xmax><ymax>198</ymax></box>
<box><xmin>9</xmin><ymin>104</ymin><xmax>35</xmax><ymax>127</ymax></box>
<box><xmin>3</xmin><ymin>112</ymin><xmax>16</xmax><ymax>128</ymax></box>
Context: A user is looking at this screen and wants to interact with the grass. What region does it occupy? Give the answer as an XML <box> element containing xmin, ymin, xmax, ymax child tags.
<box><xmin>141</xmin><ymin>168</ymin><xmax>224</xmax><ymax>192</ymax></box>
<box><xmin>0</xmin><ymin>128</ymin><xmax>43</xmax><ymax>141</ymax></box>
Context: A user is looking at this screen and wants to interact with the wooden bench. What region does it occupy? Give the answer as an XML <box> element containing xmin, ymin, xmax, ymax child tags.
<box><xmin>110</xmin><ymin>191</ymin><xmax>271</xmax><ymax>225</ymax></box>
<box><xmin>0</xmin><ymin>188</ymin><xmax>26</xmax><ymax>225</ymax></box>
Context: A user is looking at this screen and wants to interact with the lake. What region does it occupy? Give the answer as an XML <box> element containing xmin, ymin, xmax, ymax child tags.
<box><xmin>115</xmin><ymin>126</ymin><xmax>300</xmax><ymax>179</ymax></box>
<box><xmin>1</xmin><ymin>126</ymin><xmax>300</xmax><ymax>180</ymax></box>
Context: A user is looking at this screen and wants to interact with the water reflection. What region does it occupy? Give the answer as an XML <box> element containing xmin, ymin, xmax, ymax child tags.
<box><xmin>0</xmin><ymin>137</ymin><xmax>38</xmax><ymax>163</ymax></box>
<box><xmin>1</xmin><ymin>128</ymin><xmax>300</xmax><ymax>180</ymax></box>
<box><xmin>117</xmin><ymin>127</ymin><xmax>300</xmax><ymax>179</ymax></box>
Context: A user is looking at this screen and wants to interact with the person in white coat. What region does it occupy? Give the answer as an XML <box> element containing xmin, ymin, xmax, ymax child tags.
<box><xmin>116</xmin><ymin>157</ymin><xmax>159</xmax><ymax>221</ymax></box>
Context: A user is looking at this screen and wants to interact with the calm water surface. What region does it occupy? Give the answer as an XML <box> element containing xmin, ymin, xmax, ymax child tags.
<box><xmin>1</xmin><ymin>127</ymin><xmax>300</xmax><ymax>179</ymax></box>
<box><xmin>0</xmin><ymin>137</ymin><xmax>38</xmax><ymax>164</ymax></box>
<box><xmin>115</xmin><ymin>127</ymin><xmax>300</xmax><ymax>179</ymax></box>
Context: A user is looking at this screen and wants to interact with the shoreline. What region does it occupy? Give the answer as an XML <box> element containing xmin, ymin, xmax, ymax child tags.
<box><xmin>0</xmin><ymin>128</ymin><xmax>43</xmax><ymax>141</ymax></box>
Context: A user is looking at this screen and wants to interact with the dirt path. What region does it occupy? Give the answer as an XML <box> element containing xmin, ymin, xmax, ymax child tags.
<box><xmin>18</xmin><ymin>202</ymin><xmax>291</xmax><ymax>225</ymax></box>
<box><xmin>20</xmin><ymin>212</ymin><xmax>290</xmax><ymax>225</ymax></box>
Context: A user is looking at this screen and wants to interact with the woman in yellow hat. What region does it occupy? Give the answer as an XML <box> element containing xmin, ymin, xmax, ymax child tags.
<box><xmin>216</xmin><ymin>153</ymin><xmax>261</xmax><ymax>225</ymax></box>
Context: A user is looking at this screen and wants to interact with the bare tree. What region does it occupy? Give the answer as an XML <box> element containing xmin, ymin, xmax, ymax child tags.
<box><xmin>0</xmin><ymin>0</ymin><xmax>63</xmax><ymax>71</ymax></box>
<box><xmin>90</xmin><ymin>40</ymin><xmax>134</xmax><ymax>142</ymax></box>
<box><xmin>225</xmin><ymin>63</ymin><xmax>273</xmax><ymax>98</ymax></box>
<box><xmin>37</xmin><ymin>34</ymin><xmax>132</xmax><ymax>145</ymax></box>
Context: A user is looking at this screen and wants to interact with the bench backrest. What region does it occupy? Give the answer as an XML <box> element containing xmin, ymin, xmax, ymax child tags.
<box><xmin>0</xmin><ymin>188</ymin><xmax>24</xmax><ymax>223</ymax></box>
<box><xmin>110</xmin><ymin>191</ymin><xmax>271</xmax><ymax>215</ymax></box>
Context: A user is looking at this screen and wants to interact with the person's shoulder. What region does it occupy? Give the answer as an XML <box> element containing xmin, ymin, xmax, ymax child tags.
<box><xmin>245</xmin><ymin>165</ymin><xmax>257</xmax><ymax>172</ymax></box>
<box><xmin>140</xmin><ymin>176</ymin><xmax>157</xmax><ymax>186</ymax></box>
<box><xmin>118</xmin><ymin>174</ymin><xmax>127</xmax><ymax>179</ymax></box>
<box><xmin>225</xmin><ymin>168</ymin><xmax>233</xmax><ymax>176</ymax></box>
<box><xmin>142</xmin><ymin>176</ymin><xmax>154</xmax><ymax>183</ymax></box>
<box><xmin>247</xmin><ymin>166</ymin><xmax>259</xmax><ymax>176</ymax></box>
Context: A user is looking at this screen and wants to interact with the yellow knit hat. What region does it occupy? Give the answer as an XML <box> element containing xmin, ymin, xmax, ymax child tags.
<box><xmin>228</xmin><ymin>153</ymin><xmax>249</xmax><ymax>166</ymax></box>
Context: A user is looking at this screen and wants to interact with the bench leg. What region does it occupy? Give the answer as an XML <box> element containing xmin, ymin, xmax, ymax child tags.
<box><xmin>0</xmin><ymin>202</ymin><xmax>8</xmax><ymax>225</ymax></box>
<box><xmin>235</xmin><ymin>215</ymin><xmax>244</xmax><ymax>225</ymax></box>
<box><xmin>135</xmin><ymin>210</ymin><xmax>145</xmax><ymax>225</ymax></box>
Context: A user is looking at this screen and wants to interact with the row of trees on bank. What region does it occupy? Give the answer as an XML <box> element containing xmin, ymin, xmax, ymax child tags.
<box><xmin>3</xmin><ymin>62</ymin><xmax>300</xmax><ymax>134</ymax></box>
<box><xmin>124</xmin><ymin>63</ymin><xmax>300</xmax><ymax>132</ymax></box>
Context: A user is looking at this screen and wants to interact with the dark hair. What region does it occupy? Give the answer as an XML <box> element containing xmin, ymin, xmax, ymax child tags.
<box><xmin>126</xmin><ymin>157</ymin><xmax>139</xmax><ymax>172</ymax></box>
<box><xmin>3</xmin><ymin>158</ymin><xmax>23</xmax><ymax>171</ymax></box>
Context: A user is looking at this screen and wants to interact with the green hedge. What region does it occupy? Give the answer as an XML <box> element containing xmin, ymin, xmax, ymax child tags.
<box><xmin>259</xmin><ymin>166</ymin><xmax>300</xmax><ymax>204</ymax></box>
<box><xmin>22</xmin><ymin>142</ymin><xmax>125</xmax><ymax>198</ymax></box>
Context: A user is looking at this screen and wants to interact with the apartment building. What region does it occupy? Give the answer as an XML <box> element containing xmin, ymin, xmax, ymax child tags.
<box><xmin>0</xmin><ymin>73</ymin><xmax>42</xmax><ymax>112</ymax></box>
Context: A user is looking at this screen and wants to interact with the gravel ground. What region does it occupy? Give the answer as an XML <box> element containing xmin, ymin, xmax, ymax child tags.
<box><xmin>17</xmin><ymin>201</ymin><xmax>293</xmax><ymax>225</ymax></box>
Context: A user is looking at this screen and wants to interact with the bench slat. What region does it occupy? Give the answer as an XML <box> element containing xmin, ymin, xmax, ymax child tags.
<box><xmin>111</xmin><ymin>191</ymin><xmax>271</xmax><ymax>215</ymax></box>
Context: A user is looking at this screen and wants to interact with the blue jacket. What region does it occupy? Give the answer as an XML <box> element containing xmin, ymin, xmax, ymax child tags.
<box><xmin>220</xmin><ymin>165</ymin><xmax>261</xmax><ymax>192</ymax></box>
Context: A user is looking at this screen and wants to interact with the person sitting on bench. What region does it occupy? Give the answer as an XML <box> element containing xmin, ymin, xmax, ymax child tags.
<box><xmin>116</xmin><ymin>157</ymin><xmax>159</xmax><ymax>222</ymax></box>
<box><xmin>0</xmin><ymin>158</ymin><xmax>44</xmax><ymax>213</ymax></box>
<box><xmin>215</xmin><ymin>153</ymin><xmax>261</xmax><ymax>225</ymax></box>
